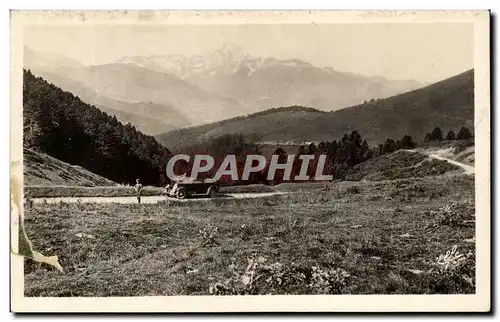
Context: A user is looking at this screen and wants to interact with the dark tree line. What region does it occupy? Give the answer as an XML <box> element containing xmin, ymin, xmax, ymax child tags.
<box><xmin>271</xmin><ymin>131</ymin><xmax>416</xmax><ymax>183</ymax></box>
<box><xmin>424</xmin><ymin>126</ymin><xmax>473</xmax><ymax>142</ymax></box>
<box><xmin>176</xmin><ymin>130</ymin><xmax>417</xmax><ymax>185</ymax></box>
<box><xmin>23</xmin><ymin>70</ymin><xmax>172</xmax><ymax>186</ymax></box>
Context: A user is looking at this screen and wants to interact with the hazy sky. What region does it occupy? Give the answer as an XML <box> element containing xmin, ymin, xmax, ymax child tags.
<box><xmin>24</xmin><ymin>23</ymin><xmax>473</xmax><ymax>83</ymax></box>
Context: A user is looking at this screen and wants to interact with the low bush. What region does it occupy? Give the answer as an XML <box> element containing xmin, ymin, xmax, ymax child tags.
<box><xmin>209</xmin><ymin>254</ymin><xmax>351</xmax><ymax>295</ymax></box>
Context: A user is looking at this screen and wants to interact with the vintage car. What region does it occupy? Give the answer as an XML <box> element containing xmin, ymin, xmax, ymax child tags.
<box><xmin>164</xmin><ymin>178</ymin><xmax>219</xmax><ymax>199</ymax></box>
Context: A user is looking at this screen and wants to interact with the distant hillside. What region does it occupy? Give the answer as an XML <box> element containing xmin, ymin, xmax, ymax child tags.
<box><xmin>23</xmin><ymin>70</ymin><xmax>172</xmax><ymax>186</ymax></box>
<box><xmin>157</xmin><ymin>69</ymin><xmax>474</xmax><ymax>147</ymax></box>
<box><xmin>24</xmin><ymin>148</ymin><xmax>116</xmax><ymax>187</ymax></box>
<box><xmin>156</xmin><ymin>106</ymin><xmax>326</xmax><ymax>150</ymax></box>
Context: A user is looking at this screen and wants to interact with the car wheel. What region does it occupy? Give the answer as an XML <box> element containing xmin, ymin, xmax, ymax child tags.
<box><xmin>208</xmin><ymin>186</ymin><xmax>217</xmax><ymax>197</ymax></box>
<box><xmin>176</xmin><ymin>188</ymin><xmax>187</xmax><ymax>199</ymax></box>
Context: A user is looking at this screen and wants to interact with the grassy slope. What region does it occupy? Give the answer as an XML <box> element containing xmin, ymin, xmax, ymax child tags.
<box><xmin>24</xmin><ymin>175</ymin><xmax>475</xmax><ymax>296</ymax></box>
<box><xmin>157</xmin><ymin>69</ymin><xmax>473</xmax><ymax>147</ymax></box>
<box><xmin>24</xmin><ymin>149</ymin><xmax>116</xmax><ymax>187</ymax></box>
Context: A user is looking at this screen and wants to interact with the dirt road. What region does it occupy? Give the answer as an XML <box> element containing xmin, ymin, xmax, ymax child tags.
<box><xmin>31</xmin><ymin>192</ymin><xmax>286</xmax><ymax>204</ymax></box>
<box><xmin>428</xmin><ymin>153</ymin><xmax>475</xmax><ymax>175</ymax></box>
<box><xmin>405</xmin><ymin>149</ymin><xmax>475</xmax><ymax>175</ymax></box>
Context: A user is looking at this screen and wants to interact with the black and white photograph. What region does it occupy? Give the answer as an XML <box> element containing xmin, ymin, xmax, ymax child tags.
<box><xmin>9</xmin><ymin>10</ymin><xmax>490</xmax><ymax>312</ymax></box>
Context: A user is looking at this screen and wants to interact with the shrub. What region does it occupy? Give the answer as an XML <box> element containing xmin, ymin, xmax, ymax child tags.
<box><xmin>346</xmin><ymin>186</ymin><xmax>361</xmax><ymax>194</ymax></box>
<box><xmin>428</xmin><ymin>202</ymin><xmax>475</xmax><ymax>228</ymax></box>
<box><xmin>209</xmin><ymin>254</ymin><xmax>351</xmax><ymax>295</ymax></box>
<box><xmin>197</xmin><ymin>223</ymin><xmax>219</xmax><ymax>247</ymax></box>
<box><xmin>309</xmin><ymin>266</ymin><xmax>351</xmax><ymax>294</ymax></box>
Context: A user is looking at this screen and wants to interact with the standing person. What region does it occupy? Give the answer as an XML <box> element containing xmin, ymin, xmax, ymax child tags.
<box><xmin>323</xmin><ymin>180</ymin><xmax>330</xmax><ymax>192</ymax></box>
<box><xmin>134</xmin><ymin>179</ymin><xmax>143</xmax><ymax>204</ymax></box>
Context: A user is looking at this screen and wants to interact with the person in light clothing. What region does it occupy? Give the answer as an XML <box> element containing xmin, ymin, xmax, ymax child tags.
<box><xmin>134</xmin><ymin>179</ymin><xmax>143</xmax><ymax>204</ymax></box>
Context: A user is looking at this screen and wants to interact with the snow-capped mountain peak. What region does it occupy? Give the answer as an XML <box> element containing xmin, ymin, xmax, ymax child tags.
<box><xmin>116</xmin><ymin>43</ymin><xmax>254</xmax><ymax>79</ymax></box>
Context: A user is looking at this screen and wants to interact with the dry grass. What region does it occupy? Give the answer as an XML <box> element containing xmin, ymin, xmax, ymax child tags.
<box><xmin>23</xmin><ymin>175</ymin><xmax>475</xmax><ymax>296</ymax></box>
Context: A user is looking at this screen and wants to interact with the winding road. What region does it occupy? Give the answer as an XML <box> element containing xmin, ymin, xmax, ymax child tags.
<box><xmin>428</xmin><ymin>153</ymin><xmax>475</xmax><ymax>175</ymax></box>
<box><xmin>405</xmin><ymin>149</ymin><xmax>475</xmax><ymax>175</ymax></box>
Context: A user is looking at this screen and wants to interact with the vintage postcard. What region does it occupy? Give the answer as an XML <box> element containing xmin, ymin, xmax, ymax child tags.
<box><xmin>10</xmin><ymin>10</ymin><xmax>490</xmax><ymax>312</ymax></box>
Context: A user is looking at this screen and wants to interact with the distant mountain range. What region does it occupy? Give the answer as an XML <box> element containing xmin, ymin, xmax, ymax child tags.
<box><xmin>156</xmin><ymin>69</ymin><xmax>474</xmax><ymax>148</ymax></box>
<box><xmin>119</xmin><ymin>42</ymin><xmax>423</xmax><ymax>114</ymax></box>
<box><xmin>24</xmin><ymin>44</ymin><xmax>423</xmax><ymax>134</ymax></box>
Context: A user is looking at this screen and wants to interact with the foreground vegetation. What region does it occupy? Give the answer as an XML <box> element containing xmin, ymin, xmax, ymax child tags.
<box><xmin>23</xmin><ymin>174</ymin><xmax>475</xmax><ymax>296</ymax></box>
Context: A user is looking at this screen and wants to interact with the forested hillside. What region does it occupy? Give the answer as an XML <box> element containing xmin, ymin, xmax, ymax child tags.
<box><xmin>23</xmin><ymin>70</ymin><xmax>172</xmax><ymax>186</ymax></box>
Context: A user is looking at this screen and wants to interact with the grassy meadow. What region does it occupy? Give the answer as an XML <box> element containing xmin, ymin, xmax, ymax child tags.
<box><xmin>23</xmin><ymin>174</ymin><xmax>475</xmax><ymax>296</ymax></box>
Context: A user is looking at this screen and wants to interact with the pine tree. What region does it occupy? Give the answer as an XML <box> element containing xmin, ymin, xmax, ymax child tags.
<box><xmin>445</xmin><ymin>130</ymin><xmax>456</xmax><ymax>141</ymax></box>
<box><xmin>307</xmin><ymin>142</ymin><xmax>317</xmax><ymax>155</ymax></box>
<box><xmin>382</xmin><ymin>138</ymin><xmax>397</xmax><ymax>154</ymax></box>
<box><xmin>430</xmin><ymin>127</ymin><xmax>443</xmax><ymax>141</ymax></box>
<box><xmin>456</xmin><ymin>127</ymin><xmax>473</xmax><ymax>140</ymax></box>
<box><xmin>399</xmin><ymin>135</ymin><xmax>416</xmax><ymax>149</ymax></box>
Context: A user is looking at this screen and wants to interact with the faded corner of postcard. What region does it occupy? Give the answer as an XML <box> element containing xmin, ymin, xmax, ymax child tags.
<box><xmin>10</xmin><ymin>10</ymin><xmax>490</xmax><ymax>313</ymax></box>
